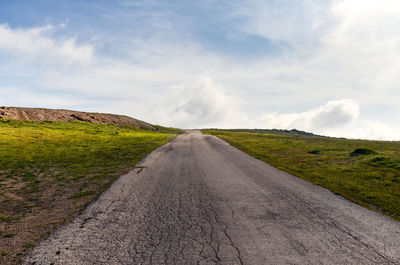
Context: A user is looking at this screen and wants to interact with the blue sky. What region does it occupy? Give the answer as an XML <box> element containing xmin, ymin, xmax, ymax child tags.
<box><xmin>0</xmin><ymin>0</ymin><xmax>399</xmax><ymax>139</ymax></box>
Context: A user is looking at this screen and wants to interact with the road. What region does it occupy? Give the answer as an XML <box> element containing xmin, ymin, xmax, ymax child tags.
<box><xmin>25</xmin><ymin>130</ymin><xmax>400</xmax><ymax>264</ymax></box>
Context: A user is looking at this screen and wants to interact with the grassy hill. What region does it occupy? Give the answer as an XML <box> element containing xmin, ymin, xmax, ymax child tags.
<box><xmin>204</xmin><ymin>129</ymin><xmax>400</xmax><ymax>222</ymax></box>
<box><xmin>0</xmin><ymin>119</ymin><xmax>180</xmax><ymax>264</ymax></box>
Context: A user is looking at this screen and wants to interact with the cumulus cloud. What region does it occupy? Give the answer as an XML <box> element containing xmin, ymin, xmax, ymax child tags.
<box><xmin>148</xmin><ymin>75</ymin><xmax>248</xmax><ymax>128</ymax></box>
<box><xmin>310</xmin><ymin>99</ymin><xmax>359</xmax><ymax>128</ymax></box>
<box><xmin>351</xmin><ymin>120</ymin><xmax>398</xmax><ymax>140</ymax></box>
<box><xmin>148</xmin><ymin>84</ymin><xmax>399</xmax><ymax>140</ymax></box>
<box><xmin>325</xmin><ymin>119</ymin><xmax>398</xmax><ymax>141</ymax></box>
<box><xmin>257</xmin><ymin>99</ymin><xmax>400</xmax><ymax>140</ymax></box>
<box><xmin>0</xmin><ymin>24</ymin><xmax>94</xmax><ymax>66</ymax></box>
<box><xmin>316</xmin><ymin>0</ymin><xmax>400</xmax><ymax>85</ymax></box>
<box><xmin>259</xmin><ymin>99</ymin><xmax>359</xmax><ymax>132</ymax></box>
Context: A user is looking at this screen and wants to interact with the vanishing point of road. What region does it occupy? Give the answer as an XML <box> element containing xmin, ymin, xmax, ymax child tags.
<box><xmin>25</xmin><ymin>131</ymin><xmax>400</xmax><ymax>264</ymax></box>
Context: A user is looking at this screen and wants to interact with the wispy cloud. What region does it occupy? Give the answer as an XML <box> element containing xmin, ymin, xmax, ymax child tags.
<box><xmin>230</xmin><ymin>0</ymin><xmax>332</xmax><ymax>51</ymax></box>
<box><xmin>0</xmin><ymin>24</ymin><xmax>94</xmax><ymax>66</ymax></box>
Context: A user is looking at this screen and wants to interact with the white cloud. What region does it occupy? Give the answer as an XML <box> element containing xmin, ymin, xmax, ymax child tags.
<box><xmin>258</xmin><ymin>99</ymin><xmax>400</xmax><ymax>140</ymax></box>
<box><xmin>231</xmin><ymin>0</ymin><xmax>332</xmax><ymax>49</ymax></box>
<box><xmin>352</xmin><ymin>120</ymin><xmax>398</xmax><ymax>140</ymax></box>
<box><xmin>0</xmin><ymin>24</ymin><xmax>94</xmax><ymax>66</ymax></box>
<box><xmin>148</xmin><ymin>74</ymin><xmax>248</xmax><ymax>128</ymax></box>
<box><xmin>316</xmin><ymin>0</ymin><xmax>400</xmax><ymax>86</ymax></box>
<box><xmin>327</xmin><ymin>119</ymin><xmax>399</xmax><ymax>141</ymax></box>
<box><xmin>147</xmin><ymin>81</ymin><xmax>399</xmax><ymax>139</ymax></box>
<box><xmin>259</xmin><ymin>99</ymin><xmax>359</xmax><ymax>132</ymax></box>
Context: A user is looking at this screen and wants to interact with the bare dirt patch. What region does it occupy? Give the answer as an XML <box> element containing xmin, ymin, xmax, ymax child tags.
<box><xmin>0</xmin><ymin>106</ymin><xmax>155</xmax><ymax>130</ymax></box>
<box><xmin>0</xmin><ymin>168</ymin><xmax>132</xmax><ymax>264</ymax></box>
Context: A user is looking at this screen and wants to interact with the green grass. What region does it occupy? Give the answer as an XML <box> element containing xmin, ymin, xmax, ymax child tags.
<box><xmin>2</xmin><ymin>233</ymin><xmax>14</xmax><ymax>238</ymax></box>
<box><xmin>0</xmin><ymin>120</ymin><xmax>175</xmax><ymax>180</ymax></box>
<box><xmin>203</xmin><ymin>129</ymin><xmax>400</xmax><ymax>221</ymax></box>
<box><xmin>0</xmin><ymin>119</ymin><xmax>177</xmax><ymax>264</ymax></box>
<box><xmin>71</xmin><ymin>190</ymin><xmax>96</xmax><ymax>199</ymax></box>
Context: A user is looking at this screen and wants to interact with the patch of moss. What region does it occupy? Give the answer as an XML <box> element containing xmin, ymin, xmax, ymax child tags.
<box><xmin>349</xmin><ymin>148</ymin><xmax>377</xmax><ymax>157</ymax></box>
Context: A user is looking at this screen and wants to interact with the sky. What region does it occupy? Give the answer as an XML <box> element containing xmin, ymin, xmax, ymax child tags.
<box><xmin>0</xmin><ymin>0</ymin><xmax>399</xmax><ymax>140</ymax></box>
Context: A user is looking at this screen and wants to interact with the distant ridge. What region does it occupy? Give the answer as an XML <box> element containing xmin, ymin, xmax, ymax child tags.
<box><xmin>209</xmin><ymin>128</ymin><xmax>324</xmax><ymax>137</ymax></box>
<box><xmin>0</xmin><ymin>106</ymin><xmax>156</xmax><ymax>130</ymax></box>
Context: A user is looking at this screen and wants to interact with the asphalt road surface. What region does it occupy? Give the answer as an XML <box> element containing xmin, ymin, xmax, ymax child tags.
<box><xmin>25</xmin><ymin>130</ymin><xmax>400</xmax><ymax>265</ymax></box>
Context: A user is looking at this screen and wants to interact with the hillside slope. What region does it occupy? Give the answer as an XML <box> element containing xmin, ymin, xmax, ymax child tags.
<box><xmin>0</xmin><ymin>107</ymin><xmax>155</xmax><ymax>130</ymax></box>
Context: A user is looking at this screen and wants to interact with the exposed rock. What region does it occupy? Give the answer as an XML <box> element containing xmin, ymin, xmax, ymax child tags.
<box><xmin>0</xmin><ymin>107</ymin><xmax>156</xmax><ymax>130</ymax></box>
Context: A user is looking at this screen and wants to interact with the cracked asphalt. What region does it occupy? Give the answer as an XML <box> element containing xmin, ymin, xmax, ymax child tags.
<box><xmin>25</xmin><ymin>130</ymin><xmax>400</xmax><ymax>264</ymax></box>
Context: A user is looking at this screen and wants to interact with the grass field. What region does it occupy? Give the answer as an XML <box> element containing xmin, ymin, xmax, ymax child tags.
<box><xmin>203</xmin><ymin>129</ymin><xmax>400</xmax><ymax>221</ymax></box>
<box><xmin>0</xmin><ymin>120</ymin><xmax>177</xmax><ymax>264</ymax></box>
